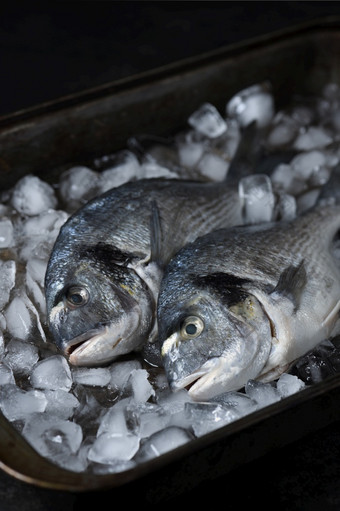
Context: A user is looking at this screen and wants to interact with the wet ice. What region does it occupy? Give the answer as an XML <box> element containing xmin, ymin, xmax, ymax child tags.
<box><xmin>0</xmin><ymin>218</ymin><xmax>14</xmax><ymax>248</ymax></box>
<box><xmin>22</xmin><ymin>413</ymin><xmax>83</xmax><ymax>460</ymax></box>
<box><xmin>226</xmin><ymin>83</ymin><xmax>275</xmax><ymax>128</ymax></box>
<box><xmin>30</xmin><ymin>355</ymin><xmax>73</xmax><ymax>391</ymax></box>
<box><xmin>0</xmin><ymin>384</ymin><xmax>47</xmax><ymax>421</ymax></box>
<box><xmin>72</xmin><ymin>367</ymin><xmax>111</xmax><ymax>387</ymax></box>
<box><xmin>0</xmin><ymin>82</ymin><xmax>339</xmax><ymax>474</ymax></box>
<box><xmin>0</xmin><ymin>260</ymin><xmax>16</xmax><ymax>309</ymax></box>
<box><xmin>239</xmin><ymin>174</ymin><xmax>275</xmax><ymax>223</ymax></box>
<box><xmin>188</xmin><ymin>103</ymin><xmax>227</xmax><ymax>138</ymax></box>
<box><xmin>4</xmin><ymin>338</ymin><xmax>39</xmax><ymax>376</ymax></box>
<box><xmin>11</xmin><ymin>175</ymin><xmax>57</xmax><ymax>216</ymax></box>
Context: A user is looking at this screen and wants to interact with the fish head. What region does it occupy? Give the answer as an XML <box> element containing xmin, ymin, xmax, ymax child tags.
<box><xmin>158</xmin><ymin>273</ymin><xmax>272</xmax><ymax>400</ymax></box>
<box><xmin>45</xmin><ymin>251</ymin><xmax>155</xmax><ymax>366</ymax></box>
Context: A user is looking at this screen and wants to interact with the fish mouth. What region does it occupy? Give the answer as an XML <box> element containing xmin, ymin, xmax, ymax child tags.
<box><xmin>170</xmin><ymin>357</ymin><xmax>221</xmax><ymax>397</ymax></box>
<box><xmin>64</xmin><ymin>325</ymin><xmax>120</xmax><ymax>366</ymax></box>
<box><xmin>63</xmin><ymin>309</ymin><xmax>142</xmax><ymax>366</ymax></box>
<box><xmin>64</xmin><ymin>327</ymin><xmax>111</xmax><ymax>357</ymax></box>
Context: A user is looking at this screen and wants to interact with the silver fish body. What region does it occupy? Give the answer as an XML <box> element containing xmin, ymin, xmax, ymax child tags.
<box><xmin>157</xmin><ymin>204</ymin><xmax>340</xmax><ymax>400</ymax></box>
<box><xmin>45</xmin><ymin>177</ymin><xmax>243</xmax><ymax>366</ymax></box>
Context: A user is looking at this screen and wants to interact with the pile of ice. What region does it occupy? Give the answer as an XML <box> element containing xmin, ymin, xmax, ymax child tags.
<box><xmin>0</xmin><ymin>82</ymin><xmax>340</xmax><ymax>474</ymax></box>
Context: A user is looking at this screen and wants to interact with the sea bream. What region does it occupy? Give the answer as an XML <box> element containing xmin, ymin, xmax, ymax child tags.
<box><xmin>157</xmin><ymin>204</ymin><xmax>340</xmax><ymax>400</ymax></box>
<box><xmin>44</xmin><ymin>119</ymin><xmax>266</xmax><ymax>366</ymax></box>
<box><xmin>45</xmin><ymin>159</ymin><xmax>254</xmax><ymax>366</ymax></box>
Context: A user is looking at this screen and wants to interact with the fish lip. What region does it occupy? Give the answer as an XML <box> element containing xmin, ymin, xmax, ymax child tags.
<box><xmin>170</xmin><ymin>357</ymin><xmax>220</xmax><ymax>393</ymax></box>
<box><xmin>64</xmin><ymin>327</ymin><xmax>109</xmax><ymax>358</ymax></box>
<box><xmin>64</xmin><ymin>326</ymin><xmax>119</xmax><ymax>365</ymax></box>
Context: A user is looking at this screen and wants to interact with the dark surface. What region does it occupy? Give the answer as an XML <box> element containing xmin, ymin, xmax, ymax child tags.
<box><xmin>1</xmin><ymin>2</ymin><xmax>340</xmax><ymax>510</ymax></box>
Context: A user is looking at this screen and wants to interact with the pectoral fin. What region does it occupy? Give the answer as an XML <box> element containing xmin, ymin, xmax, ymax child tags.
<box><xmin>271</xmin><ymin>260</ymin><xmax>307</xmax><ymax>311</ymax></box>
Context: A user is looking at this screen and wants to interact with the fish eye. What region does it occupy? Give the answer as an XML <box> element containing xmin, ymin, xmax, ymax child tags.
<box><xmin>65</xmin><ymin>286</ymin><xmax>89</xmax><ymax>308</ymax></box>
<box><xmin>180</xmin><ymin>316</ymin><xmax>204</xmax><ymax>340</ymax></box>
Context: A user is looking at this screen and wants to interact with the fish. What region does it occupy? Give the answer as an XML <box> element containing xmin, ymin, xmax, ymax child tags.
<box><xmin>44</xmin><ymin>121</ymin><xmax>261</xmax><ymax>366</ymax></box>
<box><xmin>157</xmin><ymin>203</ymin><xmax>340</xmax><ymax>400</ymax></box>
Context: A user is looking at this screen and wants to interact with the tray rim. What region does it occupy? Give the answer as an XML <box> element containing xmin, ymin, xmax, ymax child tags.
<box><xmin>1</xmin><ymin>14</ymin><xmax>340</xmax><ymax>127</ymax></box>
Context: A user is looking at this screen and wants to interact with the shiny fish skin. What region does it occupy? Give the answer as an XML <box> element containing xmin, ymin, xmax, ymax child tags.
<box><xmin>45</xmin><ymin>177</ymin><xmax>243</xmax><ymax>366</ymax></box>
<box><xmin>157</xmin><ymin>204</ymin><xmax>340</xmax><ymax>400</ymax></box>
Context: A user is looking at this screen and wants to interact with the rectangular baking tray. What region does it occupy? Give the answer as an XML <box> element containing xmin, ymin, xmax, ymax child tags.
<box><xmin>0</xmin><ymin>16</ymin><xmax>339</xmax><ymax>499</ymax></box>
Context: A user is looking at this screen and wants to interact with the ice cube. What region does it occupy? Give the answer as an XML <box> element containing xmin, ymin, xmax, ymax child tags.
<box><xmin>53</xmin><ymin>451</ymin><xmax>89</xmax><ymax>473</ymax></box>
<box><xmin>196</xmin><ymin>151</ymin><xmax>229</xmax><ymax>181</ymax></box>
<box><xmin>291</xmin><ymin>150</ymin><xmax>327</xmax><ymax>180</ymax></box>
<box><xmin>26</xmin><ymin>258</ymin><xmax>47</xmax><ymax>286</ymax></box>
<box><xmin>0</xmin><ymin>260</ymin><xmax>16</xmax><ymax>309</ymax></box>
<box><xmin>188</xmin><ymin>103</ymin><xmax>227</xmax><ymax>138</ymax></box>
<box><xmin>10</xmin><ymin>175</ymin><xmax>57</xmax><ymax>216</ymax></box>
<box><xmin>239</xmin><ymin>174</ymin><xmax>275</xmax><ymax>223</ymax></box>
<box><xmin>87</xmin><ymin>431</ymin><xmax>140</xmax><ymax>464</ymax></box>
<box><xmin>276</xmin><ymin>193</ymin><xmax>297</xmax><ymax>221</ymax></box>
<box><xmin>271</xmin><ymin>164</ymin><xmax>296</xmax><ymax>194</ymax></box>
<box><xmin>109</xmin><ymin>359</ymin><xmax>142</xmax><ymax>393</ymax></box>
<box><xmin>226</xmin><ymin>84</ymin><xmax>275</xmax><ymax>128</ymax></box>
<box><xmin>267</xmin><ymin>117</ymin><xmax>298</xmax><ymax>147</ymax></box>
<box><xmin>4</xmin><ymin>338</ymin><xmax>39</xmax><ymax>376</ymax></box>
<box><xmin>59</xmin><ymin>166</ymin><xmax>99</xmax><ymax>204</ymax></box>
<box><xmin>185</xmin><ymin>401</ymin><xmax>239</xmax><ymax>437</ymax></box>
<box><xmin>0</xmin><ymin>384</ymin><xmax>47</xmax><ymax>421</ymax></box>
<box><xmin>211</xmin><ymin>391</ymin><xmax>258</xmax><ymax>418</ymax></box>
<box><xmin>0</xmin><ymin>313</ymin><xmax>6</xmax><ymax>331</ymax></box>
<box><xmin>132</xmin><ymin>402</ymin><xmax>169</xmax><ymax>438</ymax></box>
<box><xmin>72</xmin><ymin>386</ymin><xmax>103</xmax><ymax>436</ymax></box>
<box><xmin>30</xmin><ymin>355</ymin><xmax>72</xmax><ymax>391</ymax></box>
<box><xmin>296</xmin><ymin>188</ymin><xmax>321</xmax><ymax>213</ymax></box>
<box><xmin>245</xmin><ymin>380</ymin><xmax>281</xmax><ymax>407</ymax></box>
<box><xmin>8</xmin><ymin>291</ymin><xmax>46</xmax><ymax>343</ymax></box>
<box><xmin>157</xmin><ymin>388</ymin><xmax>193</xmax><ymax>429</ymax></box>
<box><xmin>294</xmin><ymin>126</ymin><xmax>333</xmax><ymax>150</ymax></box>
<box><xmin>0</xmin><ymin>218</ymin><xmax>14</xmax><ymax>248</ymax></box>
<box><xmin>22</xmin><ymin>413</ymin><xmax>83</xmax><ymax>459</ymax></box>
<box><xmin>0</xmin><ymin>362</ymin><xmax>15</xmax><ymax>385</ymax></box>
<box><xmin>22</xmin><ymin>209</ymin><xmax>68</xmax><ymax>238</ymax></box>
<box><xmin>0</xmin><ymin>332</ymin><xmax>4</xmax><ymax>357</ymax></box>
<box><xmin>125</xmin><ymin>369</ymin><xmax>155</xmax><ymax>403</ymax></box>
<box><xmin>72</xmin><ymin>367</ymin><xmax>111</xmax><ymax>387</ymax></box>
<box><xmin>44</xmin><ymin>389</ymin><xmax>80</xmax><ymax>419</ymax></box>
<box><xmin>177</xmin><ymin>133</ymin><xmax>205</xmax><ymax>168</ymax></box>
<box><xmin>96</xmin><ymin>150</ymin><xmax>141</xmax><ymax>192</ymax></box>
<box><xmin>19</xmin><ymin>209</ymin><xmax>69</xmax><ymax>262</ymax></box>
<box><xmin>276</xmin><ymin>373</ymin><xmax>305</xmax><ymax>398</ymax></box>
<box><xmin>25</xmin><ymin>268</ymin><xmax>46</xmax><ymax>314</ymax></box>
<box><xmin>135</xmin><ymin>426</ymin><xmax>193</xmax><ymax>462</ymax></box>
<box><xmin>97</xmin><ymin>398</ymin><xmax>134</xmax><ymax>437</ymax></box>
<box><xmin>140</xmin><ymin>160</ymin><xmax>178</xmax><ymax>179</ymax></box>
<box><xmin>4</xmin><ymin>294</ymin><xmax>32</xmax><ymax>340</ymax></box>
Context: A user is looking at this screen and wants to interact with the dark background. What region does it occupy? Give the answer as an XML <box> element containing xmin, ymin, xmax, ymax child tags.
<box><xmin>1</xmin><ymin>2</ymin><xmax>340</xmax><ymax>510</ymax></box>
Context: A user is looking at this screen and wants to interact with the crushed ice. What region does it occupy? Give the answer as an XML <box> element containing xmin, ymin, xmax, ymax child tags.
<box><xmin>0</xmin><ymin>82</ymin><xmax>340</xmax><ymax>474</ymax></box>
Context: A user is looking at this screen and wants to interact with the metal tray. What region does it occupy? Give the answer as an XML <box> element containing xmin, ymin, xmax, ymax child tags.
<box><xmin>0</xmin><ymin>16</ymin><xmax>340</xmax><ymax>499</ymax></box>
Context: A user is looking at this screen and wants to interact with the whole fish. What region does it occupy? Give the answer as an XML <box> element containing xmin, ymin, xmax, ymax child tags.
<box><xmin>157</xmin><ymin>204</ymin><xmax>340</xmax><ymax>400</ymax></box>
<box><xmin>45</xmin><ymin>174</ymin><xmax>246</xmax><ymax>366</ymax></box>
